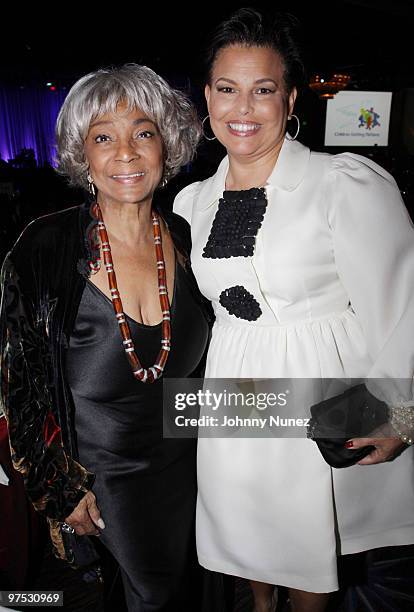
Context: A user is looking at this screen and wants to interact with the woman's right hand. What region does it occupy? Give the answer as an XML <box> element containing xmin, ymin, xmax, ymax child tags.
<box><xmin>64</xmin><ymin>490</ymin><xmax>105</xmax><ymax>536</ymax></box>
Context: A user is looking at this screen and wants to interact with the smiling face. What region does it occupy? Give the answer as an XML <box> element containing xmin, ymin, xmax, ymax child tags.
<box><xmin>205</xmin><ymin>45</ymin><xmax>297</xmax><ymax>162</ymax></box>
<box><xmin>84</xmin><ymin>102</ymin><xmax>164</xmax><ymax>208</ymax></box>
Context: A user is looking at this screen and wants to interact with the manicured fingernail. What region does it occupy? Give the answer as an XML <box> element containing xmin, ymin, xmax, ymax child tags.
<box><xmin>97</xmin><ymin>518</ymin><xmax>105</xmax><ymax>529</ymax></box>
<box><xmin>345</xmin><ymin>441</ymin><xmax>354</xmax><ymax>448</ymax></box>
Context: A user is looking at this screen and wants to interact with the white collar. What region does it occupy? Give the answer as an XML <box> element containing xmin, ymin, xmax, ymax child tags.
<box><xmin>197</xmin><ymin>137</ymin><xmax>311</xmax><ymax>211</ymax></box>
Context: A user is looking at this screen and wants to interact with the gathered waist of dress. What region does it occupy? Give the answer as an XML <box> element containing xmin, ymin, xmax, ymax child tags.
<box><xmin>214</xmin><ymin>307</ymin><xmax>357</xmax><ymax>331</ymax></box>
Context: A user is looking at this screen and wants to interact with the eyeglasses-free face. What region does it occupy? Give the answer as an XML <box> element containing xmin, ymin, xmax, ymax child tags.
<box><xmin>84</xmin><ymin>102</ymin><xmax>164</xmax><ymax>209</ymax></box>
<box><xmin>205</xmin><ymin>45</ymin><xmax>296</xmax><ymax>164</ymax></box>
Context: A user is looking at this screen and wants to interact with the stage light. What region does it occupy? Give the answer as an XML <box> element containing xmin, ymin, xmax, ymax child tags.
<box><xmin>309</xmin><ymin>74</ymin><xmax>351</xmax><ymax>99</ymax></box>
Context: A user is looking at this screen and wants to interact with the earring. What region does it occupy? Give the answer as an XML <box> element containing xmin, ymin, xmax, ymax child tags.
<box><xmin>87</xmin><ymin>173</ymin><xmax>96</xmax><ymax>197</ymax></box>
<box><xmin>286</xmin><ymin>114</ymin><xmax>300</xmax><ymax>141</ymax></box>
<box><xmin>160</xmin><ymin>170</ymin><xmax>170</xmax><ymax>188</ymax></box>
<box><xmin>202</xmin><ymin>115</ymin><xmax>217</xmax><ymax>141</ymax></box>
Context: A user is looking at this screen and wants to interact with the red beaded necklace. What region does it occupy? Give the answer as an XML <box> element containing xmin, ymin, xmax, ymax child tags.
<box><xmin>91</xmin><ymin>202</ymin><xmax>171</xmax><ymax>383</ymax></box>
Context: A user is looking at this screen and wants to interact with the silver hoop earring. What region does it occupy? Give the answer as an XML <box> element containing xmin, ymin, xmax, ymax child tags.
<box><xmin>286</xmin><ymin>114</ymin><xmax>300</xmax><ymax>141</ymax></box>
<box><xmin>87</xmin><ymin>173</ymin><xmax>96</xmax><ymax>197</ymax></box>
<box><xmin>202</xmin><ymin>115</ymin><xmax>217</xmax><ymax>141</ymax></box>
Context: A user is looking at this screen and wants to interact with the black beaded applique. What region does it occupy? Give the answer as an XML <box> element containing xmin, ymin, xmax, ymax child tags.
<box><xmin>203</xmin><ymin>187</ymin><xmax>267</xmax><ymax>259</ymax></box>
<box><xmin>219</xmin><ymin>286</ymin><xmax>262</xmax><ymax>321</ymax></box>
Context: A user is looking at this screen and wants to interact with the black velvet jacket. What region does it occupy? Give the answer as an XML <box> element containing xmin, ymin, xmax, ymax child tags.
<box><xmin>0</xmin><ymin>200</ymin><xmax>211</xmax><ymax>556</ymax></box>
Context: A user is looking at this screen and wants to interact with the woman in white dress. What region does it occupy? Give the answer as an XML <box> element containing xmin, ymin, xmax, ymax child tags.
<box><xmin>174</xmin><ymin>8</ymin><xmax>414</xmax><ymax>612</ymax></box>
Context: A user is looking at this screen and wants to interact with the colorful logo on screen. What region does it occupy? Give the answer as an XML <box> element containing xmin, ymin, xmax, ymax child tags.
<box><xmin>358</xmin><ymin>107</ymin><xmax>381</xmax><ymax>130</ymax></box>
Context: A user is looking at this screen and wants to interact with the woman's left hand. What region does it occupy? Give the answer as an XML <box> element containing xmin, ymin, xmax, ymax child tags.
<box><xmin>346</xmin><ymin>436</ymin><xmax>406</xmax><ymax>465</ymax></box>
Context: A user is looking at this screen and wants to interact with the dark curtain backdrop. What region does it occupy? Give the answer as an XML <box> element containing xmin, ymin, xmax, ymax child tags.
<box><xmin>0</xmin><ymin>86</ymin><xmax>67</xmax><ymax>166</ymax></box>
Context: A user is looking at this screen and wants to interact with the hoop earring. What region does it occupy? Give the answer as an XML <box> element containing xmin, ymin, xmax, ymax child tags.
<box><xmin>202</xmin><ymin>115</ymin><xmax>217</xmax><ymax>141</ymax></box>
<box><xmin>286</xmin><ymin>114</ymin><xmax>300</xmax><ymax>141</ymax></box>
<box><xmin>87</xmin><ymin>173</ymin><xmax>96</xmax><ymax>198</ymax></box>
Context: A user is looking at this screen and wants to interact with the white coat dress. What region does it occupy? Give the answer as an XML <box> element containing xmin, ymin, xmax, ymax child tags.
<box><xmin>173</xmin><ymin>138</ymin><xmax>414</xmax><ymax>592</ymax></box>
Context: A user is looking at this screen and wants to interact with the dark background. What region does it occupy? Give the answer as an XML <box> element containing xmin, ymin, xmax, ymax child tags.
<box><xmin>1</xmin><ymin>1</ymin><xmax>413</xmax><ymax>92</ymax></box>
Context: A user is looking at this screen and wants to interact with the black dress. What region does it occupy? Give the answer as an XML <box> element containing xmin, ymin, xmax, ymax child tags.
<box><xmin>65</xmin><ymin>260</ymin><xmax>210</xmax><ymax>612</ymax></box>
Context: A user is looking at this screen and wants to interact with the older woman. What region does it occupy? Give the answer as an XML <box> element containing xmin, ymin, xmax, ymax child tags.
<box><xmin>174</xmin><ymin>9</ymin><xmax>414</xmax><ymax>612</ymax></box>
<box><xmin>0</xmin><ymin>64</ymin><xmax>210</xmax><ymax>611</ymax></box>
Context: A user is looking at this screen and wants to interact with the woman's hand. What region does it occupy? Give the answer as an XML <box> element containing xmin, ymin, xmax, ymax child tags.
<box><xmin>345</xmin><ymin>436</ymin><xmax>406</xmax><ymax>465</ymax></box>
<box><xmin>64</xmin><ymin>490</ymin><xmax>105</xmax><ymax>536</ymax></box>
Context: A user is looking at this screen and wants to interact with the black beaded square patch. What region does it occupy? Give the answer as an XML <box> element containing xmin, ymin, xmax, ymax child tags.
<box><xmin>219</xmin><ymin>285</ymin><xmax>262</xmax><ymax>321</ymax></box>
<box><xmin>202</xmin><ymin>187</ymin><xmax>267</xmax><ymax>259</ymax></box>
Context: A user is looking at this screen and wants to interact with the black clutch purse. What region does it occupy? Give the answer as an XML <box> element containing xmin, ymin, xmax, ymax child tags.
<box><xmin>307</xmin><ymin>384</ymin><xmax>389</xmax><ymax>468</ymax></box>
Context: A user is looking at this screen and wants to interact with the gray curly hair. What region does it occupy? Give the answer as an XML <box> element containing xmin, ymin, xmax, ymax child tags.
<box><xmin>55</xmin><ymin>63</ymin><xmax>201</xmax><ymax>189</ymax></box>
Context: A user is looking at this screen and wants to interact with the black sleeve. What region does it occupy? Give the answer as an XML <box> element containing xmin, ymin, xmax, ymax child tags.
<box><xmin>0</xmin><ymin>255</ymin><xmax>94</xmax><ymax>520</ymax></box>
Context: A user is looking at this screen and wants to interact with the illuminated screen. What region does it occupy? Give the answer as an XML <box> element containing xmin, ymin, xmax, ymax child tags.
<box><xmin>324</xmin><ymin>91</ymin><xmax>392</xmax><ymax>146</ymax></box>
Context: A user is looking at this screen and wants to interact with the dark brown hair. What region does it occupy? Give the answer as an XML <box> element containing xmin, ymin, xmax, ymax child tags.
<box><xmin>205</xmin><ymin>8</ymin><xmax>305</xmax><ymax>94</ymax></box>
